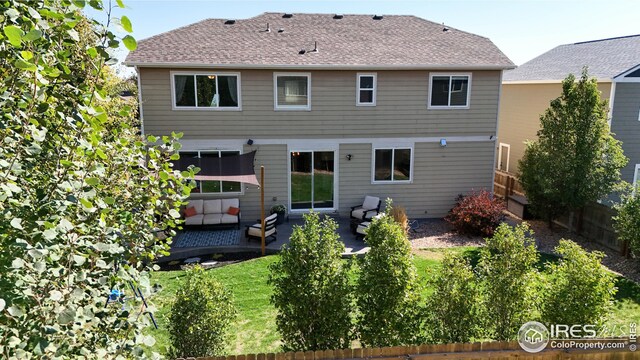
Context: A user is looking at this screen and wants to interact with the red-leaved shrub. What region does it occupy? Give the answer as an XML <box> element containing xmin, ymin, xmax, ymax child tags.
<box><xmin>445</xmin><ymin>190</ymin><xmax>506</xmax><ymax>237</ymax></box>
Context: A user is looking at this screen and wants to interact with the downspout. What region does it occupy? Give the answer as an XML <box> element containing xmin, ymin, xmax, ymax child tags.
<box><xmin>135</xmin><ymin>65</ymin><xmax>145</xmax><ymax>136</ymax></box>
<box><xmin>490</xmin><ymin>70</ymin><xmax>504</xmax><ymax>197</ymax></box>
<box><xmin>608</xmin><ymin>79</ymin><xmax>616</xmax><ymax>129</ymax></box>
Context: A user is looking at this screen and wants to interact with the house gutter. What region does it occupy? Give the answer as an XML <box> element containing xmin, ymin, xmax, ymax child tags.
<box><xmin>135</xmin><ymin>65</ymin><xmax>144</xmax><ymax>136</ymax></box>
<box><xmin>123</xmin><ymin>62</ymin><xmax>516</xmax><ymax>71</ymax></box>
<box><xmin>503</xmin><ymin>78</ymin><xmax>613</xmax><ymax>85</ymax></box>
<box><xmin>608</xmin><ymin>79</ymin><xmax>616</xmax><ymax>128</ymax></box>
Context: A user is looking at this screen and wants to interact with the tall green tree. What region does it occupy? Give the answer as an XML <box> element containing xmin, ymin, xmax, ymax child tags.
<box><xmin>268</xmin><ymin>213</ymin><xmax>354</xmax><ymax>351</ymax></box>
<box><xmin>478</xmin><ymin>223</ymin><xmax>540</xmax><ymax>341</ymax></box>
<box><xmin>518</xmin><ymin>68</ymin><xmax>627</xmax><ymax>227</ymax></box>
<box><xmin>541</xmin><ymin>240</ymin><xmax>616</xmax><ymax>327</ymax></box>
<box><xmin>424</xmin><ymin>254</ymin><xmax>482</xmax><ymax>343</ymax></box>
<box><xmin>0</xmin><ymin>1</ymin><xmax>191</xmax><ymax>358</ymax></box>
<box><xmin>356</xmin><ymin>201</ymin><xmax>424</xmax><ymax>347</ymax></box>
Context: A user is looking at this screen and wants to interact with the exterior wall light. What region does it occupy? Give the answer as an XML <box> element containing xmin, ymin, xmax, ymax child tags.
<box><xmin>440</xmin><ymin>139</ymin><xmax>447</xmax><ymax>147</ymax></box>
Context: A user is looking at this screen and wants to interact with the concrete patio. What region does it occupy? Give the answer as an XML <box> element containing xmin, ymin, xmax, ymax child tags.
<box><xmin>159</xmin><ymin>215</ymin><xmax>370</xmax><ymax>264</ymax></box>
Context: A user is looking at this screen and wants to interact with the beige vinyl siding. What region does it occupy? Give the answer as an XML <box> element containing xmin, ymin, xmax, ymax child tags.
<box><xmin>498</xmin><ymin>82</ymin><xmax>612</xmax><ymax>174</ymax></box>
<box><xmin>610</xmin><ymin>82</ymin><xmax>640</xmax><ymax>184</ymax></box>
<box><xmin>140</xmin><ymin>68</ymin><xmax>501</xmax><ymax>139</ymax></box>
<box><xmin>339</xmin><ymin>141</ymin><xmax>495</xmax><ymax>218</ymax></box>
<box><xmin>184</xmin><ymin>141</ymin><xmax>495</xmax><ymax>219</ymax></box>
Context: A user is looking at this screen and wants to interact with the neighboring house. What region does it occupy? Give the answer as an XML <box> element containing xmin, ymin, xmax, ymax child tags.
<box><xmin>125</xmin><ymin>12</ymin><xmax>514</xmax><ymax>220</ymax></box>
<box><xmin>498</xmin><ymin>35</ymin><xmax>640</xmax><ymax>190</ymax></box>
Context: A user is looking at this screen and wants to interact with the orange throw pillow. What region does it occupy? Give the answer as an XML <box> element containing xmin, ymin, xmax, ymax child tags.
<box><xmin>184</xmin><ymin>206</ymin><xmax>197</xmax><ymax>218</ymax></box>
<box><xmin>227</xmin><ymin>206</ymin><xmax>240</xmax><ymax>215</ymax></box>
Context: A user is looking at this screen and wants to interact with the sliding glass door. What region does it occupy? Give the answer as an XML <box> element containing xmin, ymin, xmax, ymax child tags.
<box><xmin>290</xmin><ymin>151</ymin><xmax>335</xmax><ymax>210</ymax></box>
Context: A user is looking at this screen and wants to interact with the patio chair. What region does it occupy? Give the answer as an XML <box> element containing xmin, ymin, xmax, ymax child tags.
<box><xmin>350</xmin><ymin>195</ymin><xmax>381</xmax><ymax>220</ymax></box>
<box><xmin>245</xmin><ymin>213</ymin><xmax>278</xmax><ymax>244</ymax></box>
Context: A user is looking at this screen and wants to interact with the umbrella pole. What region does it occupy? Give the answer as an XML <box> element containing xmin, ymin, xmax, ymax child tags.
<box><xmin>260</xmin><ymin>166</ymin><xmax>265</xmax><ymax>256</ymax></box>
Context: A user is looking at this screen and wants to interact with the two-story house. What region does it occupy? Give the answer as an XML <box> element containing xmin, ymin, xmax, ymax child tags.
<box><xmin>125</xmin><ymin>12</ymin><xmax>514</xmax><ymax>220</ymax></box>
<box><xmin>498</xmin><ymin>35</ymin><xmax>640</xmax><ymax>190</ymax></box>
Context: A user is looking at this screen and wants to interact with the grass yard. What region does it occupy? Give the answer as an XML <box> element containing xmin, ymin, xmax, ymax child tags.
<box><xmin>147</xmin><ymin>248</ymin><xmax>640</xmax><ymax>356</ymax></box>
<box><xmin>290</xmin><ymin>172</ymin><xmax>334</xmax><ymax>206</ymax></box>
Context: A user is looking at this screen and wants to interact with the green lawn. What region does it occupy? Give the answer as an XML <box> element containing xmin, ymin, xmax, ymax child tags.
<box><xmin>290</xmin><ymin>172</ymin><xmax>333</xmax><ymax>206</ymax></box>
<box><xmin>147</xmin><ymin>248</ymin><xmax>640</xmax><ymax>356</ymax></box>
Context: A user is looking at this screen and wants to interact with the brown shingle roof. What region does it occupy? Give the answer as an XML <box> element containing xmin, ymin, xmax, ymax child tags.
<box><xmin>125</xmin><ymin>12</ymin><xmax>514</xmax><ymax>69</ymax></box>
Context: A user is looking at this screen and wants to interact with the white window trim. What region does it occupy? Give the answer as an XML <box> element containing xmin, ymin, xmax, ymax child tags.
<box><xmin>371</xmin><ymin>146</ymin><xmax>414</xmax><ymax>184</ymax></box>
<box><xmin>170</xmin><ymin>71</ymin><xmax>242</xmax><ymax>111</ymax></box>
<box><xmin>634</xmin><ymin>164</ymin><xmax>640</xmax><ymax>188</ymax></box>
<box><xmin>178</xmin><ymin>149</ymin><xmax>244</xmax><ymax>195</ymax></box>
<box><xmin>427</xmin><ymin>72</ymin><xmax>472</xmax><ymax>109</ymax></box>
<box><xmin>274</xmin><ymin>72</ymin><xmax>312</xmax><ymax>111</ymax></box>
<box><xmin>497</xmin><ymin>143</ymin><xmax>511</xmax><ymax>172</ymax></box>
<box><xmin>356</xmin><ymin>73</ymin><xmax>377</xmax><ymax>106</ymax></box>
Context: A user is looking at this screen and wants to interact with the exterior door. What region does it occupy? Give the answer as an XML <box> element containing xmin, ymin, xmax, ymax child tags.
<box><xmin>290</xmin><ymin>151</ymin><xmax>335</xmax><ymax>210</ymax></box>
<box><xmin>498</xmin><ymin>143</ymin><xmax>510</xmax><ymax>172</ymax></box>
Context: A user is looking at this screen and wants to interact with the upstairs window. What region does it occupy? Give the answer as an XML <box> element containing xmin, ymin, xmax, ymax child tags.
<box><xmin>429</xmin><ymin>73</ymin><xmax>471</xmax><ymax>108</ymax></box>
<box><xmin>357</xmin><ymin>73</ymin><xmax>377</xmax><ymax>106</ymax></box>
<box><xmin>172</xmin><ymin>73</ymin><xmax>240</xmax><ymax>109</ymax></box>
<box><xmin>373</xmin><ymin>147</ymin><xmax>412</xmax><ymax>183</ymax></box>
<box><xmin>275</xmin><ymin>73</ymin><xmax>311</xmax><ymax>110</ymax></box>
<box><xmin>174</xmin><ymin>150</ymin><xmax>242</xmax><ymax>194</ymax></box>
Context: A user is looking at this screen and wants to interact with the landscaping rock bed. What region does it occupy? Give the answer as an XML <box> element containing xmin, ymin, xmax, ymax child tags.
<box><xmin>409</xmin><ymin>219</ymin><xmax>484</xmax><ymax>248</ymax></box>
<box><xmin>409</xmin><ymin>215</ymin><xmax>639</xmax><ymax>283</ymax></box>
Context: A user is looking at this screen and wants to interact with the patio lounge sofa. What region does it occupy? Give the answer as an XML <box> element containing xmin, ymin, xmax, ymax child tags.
<box><xmin>246</xmin><ymin>213</ymin><xmax>278</xmax><ymax>244</ymax></box>
<box><xmin>183</xmin><ymin>199</ymin><xmax>241</xmax><ymax>229</ymax></box>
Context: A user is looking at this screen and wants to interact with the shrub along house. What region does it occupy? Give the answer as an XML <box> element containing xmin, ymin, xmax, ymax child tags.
<box><xmin>125</xmin><ymin>12</ymin><xmax>514</xmax><ymax>220</ymax></box>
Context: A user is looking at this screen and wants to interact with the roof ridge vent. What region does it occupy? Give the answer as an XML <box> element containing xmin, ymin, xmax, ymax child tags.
<box><xmin>574</xmin><ymin>34</ymin><xmax>640</xmax><ymax>45</ymax></box>
<box><xmin>372</xmin><ymin>15</ymin><xmax>383</xmax><ymax>20</ymax></box>
<box><xmin>283</xmin><ymin>13</ymin><xmax>293</xmax><ymax>18</ymax></box>
<box><xmin>333</xmin><ymin>14</ymin><xmax>344</xmax><ymax>19</ymax></box>
<box><xmin>224</xmin><ymin>19</ymin><xmax>236</xmax><ymax>25</ymax></box>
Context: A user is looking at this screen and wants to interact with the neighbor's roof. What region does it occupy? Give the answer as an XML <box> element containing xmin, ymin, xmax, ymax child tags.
<box><xmin>504</xmin><ymin>34</ymin><xmax>640</xmax><ymax>82</ymax></box>
<box><xmin>125</xmin><ymin>12</ymin><xmax>514</xmax><ymax>70</ymax></box>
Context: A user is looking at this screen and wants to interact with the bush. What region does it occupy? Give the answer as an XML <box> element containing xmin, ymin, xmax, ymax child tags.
<box><xmin>268</xmin><ymin>212</ymin><xmax>353</xmax><ymax>351</ymax></box>
<box><xmin>425</xmin><ymin>254</ymin><xmax>481</xmax><ymax>343</ymax></box>
<box><xmin>390</xmin><ymin>205</ymin><xmax>409</xmax><ymax>235</ymax></box>
<box><xmin>478</xmin><ymin>223</ymin><xmax>540</xmax><ymax>340</ymax></box>
<box><xmin>445</xmin><ymin>190</ymin><xmax>506</xmax><ymax>237</ymax></box>
<box><xmin>542</xmin><ymin>240</ymin><xmax>617</xmax><ymax>326</ymax></box>
<box><xmin>168</xmin><ymin>265</ymin><xmax>237</xmax><ymax>358</ymax></box>
<box><xmin>356</xmin><ymin>202</ymin><xmax>424</xmax><ymax>347</ymax></box>
<box><xmin>613</xmin><ymin>186</ymin><xmax>640</xmax><ymax>256</ymax></box>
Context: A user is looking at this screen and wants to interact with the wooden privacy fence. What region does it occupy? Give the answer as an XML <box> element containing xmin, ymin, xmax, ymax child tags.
<box><xmin>493</xmin><ymin>170</ymin><xmax>626</xmax><ymax>254</ymax></box>
<box><xmin>177</xmin><ymin>341</ymin><xmax>638</xmax><ymax>360</ymax></box>
<box><xmin>493</xmin><ymin>170</ymin><xmax>525</xmax><ymax>199</ymax></box>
